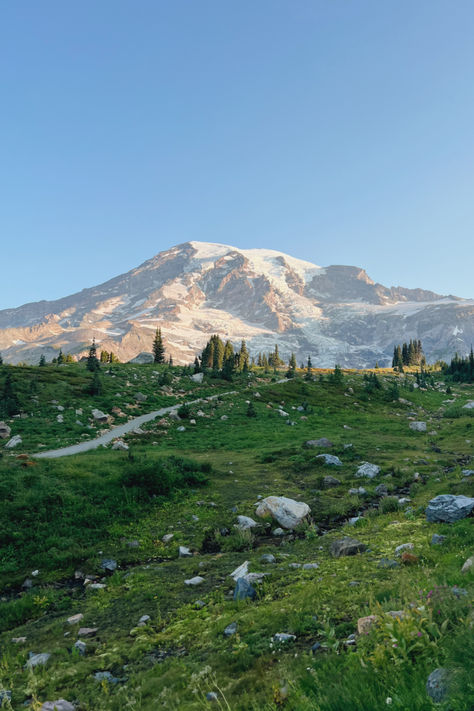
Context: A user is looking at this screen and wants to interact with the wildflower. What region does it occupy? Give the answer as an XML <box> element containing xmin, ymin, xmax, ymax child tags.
<box><xmin>417</xmin><ymin>632</ymin><xmax>422</xmax><ymax>637</ymax></box>
<box><xmin>386</xmin><ymin>698</ymin><xmax>393</xmax><ymax>705</ymax></box>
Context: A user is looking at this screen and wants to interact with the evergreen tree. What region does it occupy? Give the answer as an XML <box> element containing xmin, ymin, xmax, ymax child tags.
<box><xmin>0</xmin><ymin>353</ymin><xmax>3</xmax><ymax>365</ymax></box>
<box><xmin>222</xmin><ymin>352</ymin><xmax>236</xmax><ymax>381</ymax></box>
<box><xmin>0</xmin><ymin>372</ymin><xmax>20</xmax><ymax>416</ymax></box>
<box><xmin>262</xmin><ymin>354</ymin><xmax>269</xmax><ymax>372</ymax></box>
<box><xmin>100</xmin><ymin>350</ymin><xmax>109</xmax><ymax>363</ymax></box>
<box><xmin>238</xmin><ymin>340</ymin><xmax>249</xmax><ymax>372</ymax></box>
<box><xmin>193</xmin><ymin>356</ymin><xmax>201</xmax><ymax>373</ymax></box>
<box><xmin>86</xmin><ymin>339</ymin><xmax>100</xmax><ymax>372</ymax></box>
<box><xmin>257</xmin><ymin>353</ymin><xmax>263</xmax><ymax>367</ymax></box>
<box><xmin>152</xmin><ymin>328</ymin><xmax>165</xmax><ymax>364</ymax></box>
<box><xmin>65</xmin><ymin>354</ymin><xmax>74</xmax><ymax>363</ymax></box>
<box><xmin>223</xmin><ymin>340</ymin><xmax>234</xmax><ymax>364</ymax></box>
<box><xmin>212</xmin><ymin>336</ymin><xmax>225</xmax><ymax>370</ymax></box>
<box><xmin>286</xmin><ymin>352</ymin><xmax>297</xmax><ymax>378</ymax></box>
<box><xmin>330</xmin><ymin>364</ymin><xmax>343</xmax><ymax>384</ymax></box>
<box><xmin>246</xmin><ymin>401</ymin><xmax>257</xmax><ymax>417</ymax></box>
<box><xmin>57</xmin><ymin>349</ymin><xmax>64</xmax><ymax>365</ymax></box>
<box><xmin>88</xmin><ymin>370</ymin><xmax>103</xmax><ymax>396</ymax></box>
<box><xmin>39</xmin><ymin>354</ymin><xmax>46</xmax><ymax>367</ymax></box>
<box><xmin>305</xmin><ymin>356</ymin><xmax>313</xmax><ymax>380</ymax></box>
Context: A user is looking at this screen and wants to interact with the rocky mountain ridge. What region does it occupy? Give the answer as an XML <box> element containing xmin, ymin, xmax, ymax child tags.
<box><xmin>0</xmin><ymin>241</ymin><xmax>473</xmax><ymax>366</ymax></box>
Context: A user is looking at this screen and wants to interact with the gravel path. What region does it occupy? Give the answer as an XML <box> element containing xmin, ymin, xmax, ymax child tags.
<box><xmin>33</xmin><ymin>393</ymin><xmax>234</xmax><ymax>459</ymax></box>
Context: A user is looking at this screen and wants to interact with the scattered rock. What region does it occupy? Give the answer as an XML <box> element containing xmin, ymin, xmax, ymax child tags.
<box><xmin>273</xmin><ymin>633</ymin><xmax>296</xmax><ymax>643</ymax></box>
<box><xmin>91</xmin><ymin>409</ymin><xmax>110</xmax><ymax>423</ymax></box>
<box><xmin>306</xmin><ymin>438</ymin><xmax>333</xmax><ymax>448</ymax></box>
<box><xmin>375</xmin><ymin>484</ymin><xmax>388</xmax><ymax>497</ymax></box>
<box><xmin>77</xmin><ymin>627</ymin><xmax>98</xmax><ymax>637</ymax></box>
<box><xmin>426</xmin><ymin>668</ymin><xmax>450</xmax><ymax>703</ymax></box>
<box><xmin>230</xmin><ymin>561</ymin><xmax>249</xmax><ymax>580</ymax></box>
<box><xmin>395</xmin><ymin>543</ymin><xmax>414</xmax><ymax>556</ymax></box>
<box><xmin>179</xmin><ymin>546</ymin><xmax>192</xmax><ymax>558</ymax></box>
<box><xmin>357</xmin><ymin>615</ymin><xmax>377</xmax><ymax>635</ymax></box>
<box><xmin>138</xmin><ymin>615</ymin><xmax>151</xmax><ymax>624</ymax></box>
<box><xmin>206</xmin><ymin>692</ymin><xmax>219</xmax><ymax>702</ymax></box>
<box><xmin>74</xmin><ymin>640</ymin><xmax>86</xmax><ymax>655</ymax></box>
<box><xmin>234</xmin><ymin>577</ymin><xmax>256</xmax><ymax>601</ymax></box>
<box><xmin>317</xmin><ymin>454</ymin><xmax>342</xmax><ymax>467</ymax></box>
<box><xmin>67</xmin><ymin>613</ymin><xmax>84</xmax><ymax>625</ymax></box>
<box><xmin>260</xmin><ymin>553</ymin><xmax>276</xmax><ymax>564</ymax></box>
<box><xmin>5</xmin><ymin>435</ymin><xmax>22</xmax><ymax>449</ymax></box>
<box><xmin>111</xmin><ymin>440</ymin><xmax>128</xmax><ymax>450</ymax></box>
<box><xmin>94</xmin><ymin>671</ymin><xmax>121</xmax><ymax>684</ymax></box>
<box><xmin>430</xmin><ymin>534</ymin><xmax>446</xmax><ymax>546</ymax></box>
<box><xmin>462</xmin><ymin>401</ymin><xmax>474</xmax><ymax>410</ymax></box>
<box><xmin>236</xmin><ymin>515</ymin><xmax>258</xmax><ymax>530</ymax></box>
<box><xmin>224</xmin><ymin>622</ymin><xmax>237</xmax><ymax>637</ymax></box>
<box><xmin>134</xmin><ymin>392</ymin><xmax>147</xmax><ymax>402</ymax></box>
<box><xmin>378</xmin><ymin>558</ymin><xmax>399</xmax><ymax>569</ymax></box>
<box><xmin>255</xmin><ymin>496</ymin><xmax>310</xmax><ymax>530</ymax></box>
<box><xmin>331</xmin><ymin>537</ymin><xmax>368</xmax><ymax>558</ymax></box>
<box><xmin>302</xmin><ymin>563</ymin><xmax>319</xmax><ymax>570</ymax></box>
<box><xmin>461</xmin><ymin>555</ymin><xmax>473</xmax><ymax>574</ymax></box>
<box><xmin>184</xmin><ymin>576</ymin><xmax>205</xmax><ymax>586</ymax></box>
<box><xmin>356</xmin><ymin>462</ymin><xmax>380</xmax><ymax>479</ymax></box>
<box><xmin>12</xmin><ymin>636</ymin><xmax>27</xmax><ymax>643</ymax></box>
<box><xmin>0</xmin><ymin>691</ymin><xmax>11</xmax><ymax>704</ymax></box>
<box><xmin>26</xmin><ymin>652</ymin><xmax>51</xmax><ymax>669</ymax></box>
<box><xmin>177</xmin><ymin>426</ymin><xmax>186</xmax><ymax>432</ymax></box>
<box><xmin>461</xmin><ymin>469</ymin><xmax>474</xmax><ymax>477</ymax></box>
<box><xmin>0</xmin><ymin>422</ymin><xmax>11</xmax><ymax>439</ymax></box>
<box><xmin>272</xmin><ymin>527</ymin><xmax>285</xmax><ymax>536</ymax></box>
<box><xmin>409</xmin><ymin>421</ymin><xmax>427</xmax><ymax>432</ymax></box>
<box><xmin>101</xmin><ymin>559</ymin><xmax>117</xmax><ymax>574</ymax></box>
<box><xmin>41</xmin><ymin>701</ymin><xmax>75</xmax><ymax>711</ymax></box>
<box><xmin>426</xmin><ymin>494</ymin><xmax>474</xmax><ymax>523</ymax></box>
<box><xmin>191</xmin><ymin>372</ymin><xmax>204</xmax><ymax>383</ymax></box>
<box><xmin>322</xmin><ymin>475</ymin><xmax>341</xmax><ymax>488</ymax></box>
<box><xmin>162</xmin><ymin>533</ymin><xmax>174</xmax><ymax>543</ymax></box>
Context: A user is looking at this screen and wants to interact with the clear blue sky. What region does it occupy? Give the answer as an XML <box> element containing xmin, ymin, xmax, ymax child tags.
<box><xmin>1</xmin><ymin>0</ymin><xmax>474</xmax><ymax>309</ymax></box>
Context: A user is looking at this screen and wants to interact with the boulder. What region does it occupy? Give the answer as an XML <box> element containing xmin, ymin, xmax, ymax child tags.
<box><xmin>272</xmin><ymin>527</ymin><xmax>285</xmax><ymax>536</ymax></box>
<box><xmin>317</xmin><ymin>454</ymin><xmax>342</xmax><ymax>466</ymax></box>
<box><xmin>25</xmin><ymin>652</ymin><xmax>51</xmax><ymax>669</ymax></box>
<box><xmin>430</xmin><ymin>534</ymin><xmax>446</xmax><ymax>546</ymax></box>
<box><xmin>224</xmin><ymin>622</ymin><xmax>237</xmax><ymax>637</ymax></box>
<box><xmin>255</xmin><ymin>496</ymin><xmax>310</xmax><ymax>530</ymax></box>
<box><xmin>5</xmin><ymin>435</ymin><xmax>22</xmax><ymax>449</ymax></box>
<box><xmin>409</xmin><ymin>421</ymin><xmax>427</xmax><ymax>432</ymax></box>
<box><xmin>461</xmin><ymin>469</ymin><xmax>474</xmax><ymax>477</ymax></box>
<box><xmin>74</xmin><ymin>640</ymin><xmax>86</xmax><ymax>655</ymax></box>
<box><xmin>191</xmin><ymin>372</ymin><xmax>204</xmax><ymax>384</ymax></box>
<box><xmin>461</xmin><ymin>555</ymin><xmax>473</xmax><ymax>574</ymax></box>
<box><xmin>395</xmin><ymin>543</ymin><xmax>414</xmax><ymax>556</ymax></box>
<box><xmin>260</xmin><ymin>553</ymin><xmax>276</xmax><ymax>564</ymax></box>
<box><xmin>236</xmin><ymin>515</ymin><xmax>258</xmax><ymax>530</ymax></box>
<box><xmin>355</xmin><ymin>462</ymin><xmax>380</xmax><ymax>478</ymax></box>
<box><xmin>357</xmin><ymin>615</ymin><xmax>377</xmax><ymax>635</ymax></box>
<box><xmin>322</xmin><ymin>475</ymin><xmax>341</xmax><ymax>488</ymax></box>
<box><xmin>273</xmin><ymin>633</ymin><xmax>296</xmax><ymax>643</ymax></box>
<box><xmin>112</xmin><ymin>440</ymin><xmax>128</xmax><ymax>451</ymax></box>
<box><xmin>41</xmin><ymin>701</ymin><xmax>75</xmax><ymax>711</ymax></box>
<box><xmin>378</xmin><ymin>558</ymin><xmax>399</xmax><ymax>569</ymax></box>
<box><xmin>134</xmin><ymin>392</ymin><xmax>147</xmax><ymax>402</ymax></box>
<box><xmin>426</xmin><ymin>668</ymin><xmax>450</xmax><ymax>703</ymax></box>
<box><xmin>306</xmin><ymin>437</ymin><xmax>333</xmax><ymax>448</ymax></box>
<box><xmin>0</xmin><ymin>422</ymin><xmax>11</xmax><ymax>439</ymax></box>
<box><xmin>162</xmin><ymin>533</ymin><xmax>174</xmax><ymax>543</ymax></box>
<box><xmin>101</xmin><ymin>558</ymin><xmax>117</xmax><ymax>574</ymax></box>
<box><xmin>67</xmin><ymin>613</ymin><xmax>84</xmax><ymax>625</ymax></box>
<box><xmin>179</xmin><ymin>546</ymin><xmax>192</xmax><ymax>557</ymax></box>
<box><xmin>77</xmin><ymin>627</ymin><xmax>98</xmax><ymax>636</ymax></box>
<box><xmin>462</xmin><ymin>401</ymin><xmax>474</xmax><ymax>410</ymax></box>
<box><xmin>375</xmin><ymin>484</ymin><xmax>388</xmax><ymax>497</ymax></box>
<box><xmin>426</xmin><ymin>494</ymin><xmax>474</xmax><ymax>523</ymax></box>
<box><xmin>184</xmin><ymin>576</ymin><xmax>205</xmax><ymax>586</ymax></box>
<box><xmin>91</xmin><ymin>409</ymin><xmax>109</xmax><ymax>423</ymax></box>
<box><xmin>230</xmin><ymin>561</ymin><xmax>249</xmax><ymax>580</ymax></box>
<box><xmin>330</xmin><ymin>537</ymin><xmax>367</xmax><ymax>558</ymax></box>
<box><xmin>234</xmin><ymin>577</ymin><xmax>256</xmax><ymax>601</ymax></box>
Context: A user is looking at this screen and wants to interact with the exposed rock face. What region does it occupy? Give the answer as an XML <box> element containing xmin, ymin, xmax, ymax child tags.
<box><xmin>255</xmin><ymin>496</ymin><xmax>310</xmax><ymax>529</ymax></box>
<box><xmin>330</xmin><ymin>538</ymin><xmax>368</xmax><ymax>557</ymax></box>
<box><xmin>0</xmin><ymin>241</ymin><xmax>472</xmax><ymax>366</ymax></box>
<box><xmin>425</xmin><ymin>495</ymin><xmax>474</xmax><ymax>523</ymax></box>
<box><xmin>0</xmin><ymin>422</ymin><xmax>11</xmax><ymax>439</ymax></box>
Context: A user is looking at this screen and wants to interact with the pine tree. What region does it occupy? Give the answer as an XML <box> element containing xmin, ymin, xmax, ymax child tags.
<box><xmin>86</xmin><ymin>339</ymin><xmax>100</xmax><ymax>372</ymax></box>
<box><xmin>222</xmin><ymin>352</ymin><xmax>236</xmax><ymax>381</ymax></box>
<box><xmin>168</xmin><ymin>355</ymin><xmax>173</xmax><ymax>366</ymax></box>
<box><xmin>88</xmin><ymin>370</ymin><xmax>102</xmax><ymax>396</ymax></box>
<box><xmin>286</xmin><ymin>352</ymin><xmax>297</xmax><ymax>378</ymax></box>
<box><xmin>100</xmin><ymin>350</ymin><xmax>109</xmax><ymax>363</ymax></box>
<box><xmin>305</xmin><ymin>356</ymin><xmax>313</xmax><ymax>380</ymax></box>
<box><xmin>57</xmin><ymin>349</ymin><xmax>64</xmax><ymax>365</ymax></box>
<box><xmin>238</xmin><ymin>340</ymin><xmax>249</xmax><ymax>372</ymax></box>
<box><xmin>193</xmin><ymin>356</ymin><xmax>201</xmax><ymax>374</ymax></box>
<box><xmin>246</xmin><ymin>401</ymin><xmax>257</xmax><ymax>417</ymax></box>
<box><xmin>212</xmin><ymin>336</ymin><xmax>225</xmax><ymax>370</ymax></box>
<box><xmin>152</xmin><ymin>328</ymin><xmax>165</xmax><ymax>364</ymax></box>
<box><xmin>0</xmin><ymin>372</ymin><xmax>20</xmax><ymax>417</ymax></box>
<box><xmin>223</xmin><ymin>340</ymin><xmax>234</xmax><ymax>364</ymax></box>
<box><xmin>0</xmin><ymin>353</ymin><xmax>3</xmax><ymax>365</ymax></box>
<box><xmin>39</xmin><ymin>354</ymin><xmax>46</xmax><ymax>367</ymax></box>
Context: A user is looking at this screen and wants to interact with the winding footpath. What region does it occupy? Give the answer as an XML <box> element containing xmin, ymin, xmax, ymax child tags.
<box><xmin>33</xmin><ymin>393</ymin><xmax>235</xmax><ymax>459</ymax></box>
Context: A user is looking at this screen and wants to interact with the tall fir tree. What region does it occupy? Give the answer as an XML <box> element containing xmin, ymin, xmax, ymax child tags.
<box><xmin>152</xmin><ymin>328</ymin><xmax>165</xmax><ymax>364</ymax></box>
<box><xmin>39</xmin><ymin>354</ymin><xmax>46</xmax><ymax>367</ymax></box>
<box><xmin>86</xmin><ymin>339</ymin><xmax>100</xmax><ymax>372</ymax></box>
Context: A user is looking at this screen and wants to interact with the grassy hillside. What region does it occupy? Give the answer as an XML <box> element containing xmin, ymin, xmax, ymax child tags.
<box><xmin>0</xmin><ymin>363</ymin><xmax>472</xmax><ymax>710</ymax></box>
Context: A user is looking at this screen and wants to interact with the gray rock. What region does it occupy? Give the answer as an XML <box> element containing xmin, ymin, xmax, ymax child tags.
<box><xmin>302</xmin><ymin>563</ymin><xmax>319</xmax><ymax>570</ymax></box>
<box><xmin>430</xmin><ymin>534</ymin><xmax>446</xmax><ymax>546</ymax></box>
<box><xmin>395</xmin><ymin>543</ymin><xmax>414</xmax><ymax>556</ymax></box>
<box><xmin>206</xmin><ymin>692</ymin><xmax>219</xmax><ymax>702</ymax></box>
<box><xmin>111</xmin><ymin>440</ymin><xmax>128</xmax><ymax>450</ymax></box>
<box><xmin>311</xmin><ymin>642</ymin><xmax>322</xmax><ymax>653</ymax></box>
<box><xmin>426</xmin><ymin>494</ymin><xmax>474</xmax><ymax>523</ymax></box>
<box><xmin>236</xmin><ymin>515</ymin><xmax>258</xmax><ymax>530</ymax></box>
<box><xmin>177</xmin><ymin>425</ymin><xmax>186</xmax><ymax>432</ymax></box>
<box><xmin>356</xmin><ymin>462</ymin><xmax>380</xmax><ymax>479</ymax></box>
<box><xmin>230</xmin><ymin>561</ymin><xmax>249</xmax><ymax>580</ymax></box>
<box><xmin>91</xmin><ymin>409</ymin><xmax>109</xmax><ymax>423</ymax></box>
<box><xmin>94</xmin><ymin>671</ymin><xmax>120</xmax><ymax>684</ymax></box>
<box><xmin>26</xmin><ymin>652</ymin><xmax>51</xmax><ymax>669</ymax></box>
<box><xmin>375</xmin><ymin>484</ymin><xmax>388</xmax><ymax>497</ymax></box>
<box><xmin>349</xmin><ymin>487</ymin><xmax>367</xmax><ymax>496</ymax></box>
<box><xmin>77</xmin><ymin>627</ymin><xmax>98</xmax><ymax>636</ymax></box>
<box><xmin>41</xmin><ymin>701</ymin><xmax>75</xmax><ymax>711</ymax></box>
<box><xmin>409</xmin><ymin>421</ymin><xmax>427</xmax><ymax>432</ymax></box>
<box><xmin>378</xmin><ymin>558</ymin><xmax>399</xmax><ymax>569</ymax></box>
<box><xmin>317</xmin><ymin>455</ymin><xmax>343</xmax><ymax>467</ymax></box>
<box><xmin>272</xmin><ymin>527</ymin><xmax>285</xmax><ymax>536</ymax></box>
<box><xmin>461</xmin><ymin>555</ymin><xmax>473</xmax><ymax>574</ymax></box>
<box><xmin>0</xmin><ymin>422</ymin><xmax>11</xmax><ymax>439</ymax></box>
<box><xmin>348</xmin><ymin>516</ymin><xmax>361</xmax><ymax>526</ymax></box>
<box><xmin>67</xmin><ymin>613</ymin><xmax>84</xmax><ymax>625</ymax></box>
<box><xmin>426</xmin><ymin>668</ymin><xmax>450</xmax><ymax>703</ymax></box>
<box><xmin>138</xmin><ymin>615</ymin><xmax>151</xmax><ymax>624</ymax></box>
<box><xmin>179</xmin><ymin>546</ymin><xmax>192</xmax><ymax>558</ymax></box>
<box><xmin>101</xmin><ymin>559</ymin><xmax>117</xmax><ymax>574</ymax></box>
<box><xmin>134</xmin><ymin>392</ymin><xmax>147</xmax><ymax>402</ymax></box>
<box><xmin>331</xmin><ymin>537</ymin><xmax>367</xmax><ymax>558</ymax></box>
<box><xmin>184</xmin><ymin>576</ymin><xmax>205</xmax><ymax>586</ymax></box>
<box><xmin>0</xmin><ymin>691</ymin><xmax>12</xmax><ymax>704</ymax></box>
<box><xmin>195</xmin><ymin>600</ymin><xmax>206</xmax><ymax>608</ymax></box>
<box><xmin>322</xmin><ymin>475</ymin><xmax>341</xmax><ymax>489</ymax></box>
<box><xmin>191</xmin><ymin>372</ymin><xmax>204</xmax><ymax>383</ymax></box>
<box><xmin>273</xmin><ymin>633</ymin><xmax>296</xmax><ymax>643</ymax></box>
<box><xmin>162</xmin><ymin>533</ymin><xmax>174</xmax><ymax>543</ymax></box>
<box><xmin>306</xmin><ymin>437</ymin><xmax>333</xmax><ymax>448</ymax></box>
<box><xmin>462</xmin><ymin>401</ymin><xmax>474</xmax><ymax>410</ymax></box>
<box><xmin>255</xmin><ymin>496</ymin><xmax>310</xmax><ymax>529</ymax></box>
<box><xmin>233</xmin><ymin>577</ymin><xmax>256</xmax><ymax>601</ymax></box>
<box><xmin>224</xmin><ymin>622</ymin><xmax>237</xmax><ymax>637</ymax></box>
<box><xmin>74</xmin><ymin>640</ymin><xmax>86</xmax><ymax>655</ymax></box>
<box><xmin>5</xmin><ymin>434</ymin><xmax>22</xmax><ymax>449</ymax></box>
<box><xmin>461</xmin><ymin>469</ymin><xmax>474</xmax><ymax>477</ymax></box>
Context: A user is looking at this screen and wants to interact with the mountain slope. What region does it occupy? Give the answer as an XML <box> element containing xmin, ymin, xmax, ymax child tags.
<box><xmin>0</xmin><ymin>241</ymin><xmax>473</xmax><ymax>366</ymax></box>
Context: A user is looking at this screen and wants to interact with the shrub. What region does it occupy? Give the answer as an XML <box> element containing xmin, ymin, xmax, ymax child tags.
<box><xmin>379</xmin><ymin>496</ymin><xmax>400</xmax><ymax>513</ymax></box>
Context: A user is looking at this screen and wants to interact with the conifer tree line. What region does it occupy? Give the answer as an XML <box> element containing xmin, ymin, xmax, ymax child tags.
<box><xmin>443</xmin><ymin>348</ymin><xmax>474</xmax><ymax>383</ymax></box>
<box><xmin>392</xmin><ymin>339</ymin><xmax>425</xmax><ymax>369</ymax></box>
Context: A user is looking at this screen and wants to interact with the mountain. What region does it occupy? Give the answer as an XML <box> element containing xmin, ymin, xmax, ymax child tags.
<box><xmin>0</xmin><ymin>241</ymin><xmax>473</xmax><ymax>366</ymax></box>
